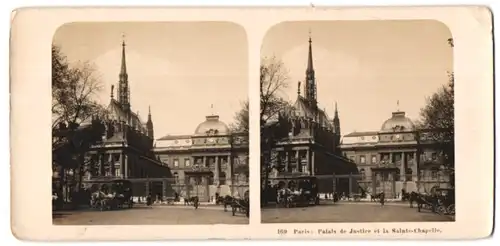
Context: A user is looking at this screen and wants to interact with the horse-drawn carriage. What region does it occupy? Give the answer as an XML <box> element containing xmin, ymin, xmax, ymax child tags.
<box><xmin>216</xmin><ymin>190</ymin><xmax>249</xmax><ymax>217</ymax></box>
<box><xmin>266</xmin><ymin>176</ymin><xmax>319</xmax><ymax>208</ymax></box>
<box><xmin>409</xmin><ymin>188</ymin><xmax>455</xmax><ymax>216</ymax></box>
<box><xmin>434</xmin><ymin>188</ymin><xmax>455</xmax><ymax>215</ymax></box>
<box><xmin>87</xmin><ymin>179</ymin><xmax>133</xmax><ymax>211</ymax></box>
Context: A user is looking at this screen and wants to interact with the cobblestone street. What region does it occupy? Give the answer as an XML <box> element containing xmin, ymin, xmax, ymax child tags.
<box><xmin>261</xmin><ymin>203</ymin><xmax>454</xmax><ymax>223</ymax></box>
<box><xmin>53</xmin><ymin>205</ymin><xmax>248</xmax><ymax>225</ymax></box>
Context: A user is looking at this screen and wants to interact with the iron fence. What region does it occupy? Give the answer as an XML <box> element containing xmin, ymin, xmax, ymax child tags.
<box><xmin>84</xmin><ymin>176</ymin><xmax>249</xmax><ymax>204</ymax></box>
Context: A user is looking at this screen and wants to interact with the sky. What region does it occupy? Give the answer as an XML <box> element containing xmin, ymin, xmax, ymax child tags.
<box><xmin>53</xmin><ymin>22</ymin><xmax>248</xmax><ymax>137</ymax></box>
<box><xmin>261</xmin><ymin>20</ymin><xmax>453</xmax><ymax>135</ymax></box>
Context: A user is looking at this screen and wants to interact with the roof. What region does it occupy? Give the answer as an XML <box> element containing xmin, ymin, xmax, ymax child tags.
<box><xmin>380</xmin><ymin>111</ymin><xmax>415</xmax><ymax>132</ymax></box>
<box><xmin>194</xmin><ymin>115</ymin><xmax>230</xmax><ymax>136</ymax></box>
<box><xmin>291</xmin><ymin>96</ymin><xmax>333</xmax><ymax>130</ymax></box>
<box><xmin>107</xmin><ymin>99</ymin><xmax>147</xmax><ymax>133</ymax></box>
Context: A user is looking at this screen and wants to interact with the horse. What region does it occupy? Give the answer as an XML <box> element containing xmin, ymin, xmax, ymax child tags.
<box><xmin>231</xmin><ymin>197</ymin><xmax>249</xmax><ymax>217</ymax></box>
<box><xmin>277</xmin><ymin>188</ymin><xmax>292</xmax><ymax>208</ymax></box>
<box><xmin>183</xmin><ymin>196</ymin><xmax>199</xmax><ymax>208</ymax></box>
<box><xmin>91</xmin><ymin>191</ymin><xmax>115</xmax><ymax>211</ymax></box>
<box><xmin>370</xmin><ymin>192</ymin><xmax>383</xmax><ymax>202</ymax></box>
<box><xmin>217</xmin><ymin>195</ymin><xmax>234</xmax><ymax>212</ymax></box>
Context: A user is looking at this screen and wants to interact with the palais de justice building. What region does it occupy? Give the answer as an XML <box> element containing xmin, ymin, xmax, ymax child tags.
<box><xmin>266</xmin><ymin>36</ymin><xmax>358</xmax><ymax>194</ymax></box>
<box><xmin>153</xmin><ymin>115</ymin><xmax>249</xmax><ymax>202</ymax></box>
<box><xmin>340</xmin><ymin>109</ymin><xmax>452</xmax><ymax>198</ymax></box>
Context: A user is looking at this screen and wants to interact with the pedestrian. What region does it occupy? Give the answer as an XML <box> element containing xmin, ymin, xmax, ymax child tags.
<box><xmin>380</xmin><ymin>192</ymin><xmax>385</xmax><ymax>206</ymax></box>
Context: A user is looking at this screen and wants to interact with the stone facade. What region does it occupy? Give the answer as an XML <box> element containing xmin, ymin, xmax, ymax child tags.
<box><xmin>340</xmin><ymin>110</ymin><xmax>452</xmax><ymax>198</ymax></box>
<box><xmin>154</xmin><ymin>115</ymin><xmax>249</xmax><ymax>202</ymax></box>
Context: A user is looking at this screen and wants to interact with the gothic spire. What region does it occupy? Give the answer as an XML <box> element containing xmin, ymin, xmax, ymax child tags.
<box><xmin>147</xmin><ymin>106</ymin><xmax>152</xmax><ymax>122</ymax></box>
<box><xmin>307</xmin><ymin>31</ymin><xmax>314</xmax><ymax>74</ymax></box>
<box><xmin>120</xmin><ymin>38</ymin><xmax>127</xmax><ymax>75</ymax></box>
<box><xmin>118</xmin><ymin>33</ymin><xmax>130</xmax><ymax>111</ymax></box>
<box><xmin>304</xmin><ymin>30</ymin><xmax>317</xmax><ymax>104</ymax></box>
<box><xmin>146</xmin><ymin>105</ymin><xmax>154</xmax><ymax>139</ymax></box>
<box><xmin>334</xmin><ymin>101</ymin><xmax>339</xmax><ymax>118</ymax></box>
<box><xmin>297</xmin><ymin>81</ymin><xmax>301</xmax><ymax>96</ymax></box>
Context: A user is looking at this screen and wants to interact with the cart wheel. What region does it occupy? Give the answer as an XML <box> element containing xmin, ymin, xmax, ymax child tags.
<box><xmin>437</xmin><ymin>205</ymin><xmax>446</xmax><ymax>215</ymax></box>
<box><xmin>447</xmin><ymin>204</ymin><xmax>455</xmax><ymax>215</ymax></box>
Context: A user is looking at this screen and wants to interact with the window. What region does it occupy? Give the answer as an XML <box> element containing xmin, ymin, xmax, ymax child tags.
<box><xmin>173</xmin><ymin>159</ymin><xmax>179</xmax><ymax>167</ymax></box>
<box><xmin>301</xmin><ymin>164</ymin><xmax>308</xmax><ymax>173</ymax></box>
<box><xmin>371</xmin><ymin>155</ymin><xmax>377</xmax><ymax>164</ymax></box>
<box><xmin>359</xmin><ymin>169</ymin><xmax>366</xmax><ymax>180</ymax></box>
<box><xmin>184</xmin><ymin>158</ymin><xmax>191</xmax><ymax>167</ymax></box>
<box><xmin>406</xmin><ymin>169</ymin><xmax>413</xmax><ymax>181</ymax></box>
<box><xmin>115</xmin><ymin>168</ymin><xmax>121</xmax><ymax>177</ymax></box>
<box><xmin>359</xmin><ymin>155</ymin><xmax>366</xmax><ymax>164</ymax></box>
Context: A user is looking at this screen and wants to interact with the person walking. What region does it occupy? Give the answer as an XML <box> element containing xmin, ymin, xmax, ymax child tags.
<box><xmin>380</xmin><ymin>192</ymin><xmax>385</xmax><ymax>206</ymax></box>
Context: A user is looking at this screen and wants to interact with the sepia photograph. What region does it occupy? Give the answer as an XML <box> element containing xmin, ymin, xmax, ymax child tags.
<box><xmin>10</xmin><ymin>6</ymin><xmax>493</xmax><ymax>240</ymax></box>
<box><xmin>260</xmin><ymin>20</ymin><xmax>456</xmax><ymax>223</ymax></box>
<box><xmin>51</xmin><ymin>22</ymin><xmax>250</xmax><ymax>225</ymax></box>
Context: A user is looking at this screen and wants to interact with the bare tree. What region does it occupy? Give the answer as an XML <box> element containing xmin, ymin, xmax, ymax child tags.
<box><xmin>52</xmin><ymin>60</ymin><xmax>105</xmax><ymax>132</ymax></box>
<box><xmin>260</xmin><ymin>56</ymin><xmax>293</xmax><ymax>203</ymax></box>
<box><xmin>260</xmin><ymin>56</ymin><xmax>291</xmax><ymax>124</ymax></box>
<box><xmin>52</xmin><ymin>45</ymin><xmax>107</xmax><ymax>204</ymax></box>
<box><xmin>229</xmin><ymin>100</ymin><xmax>249</xmax><ymax>133</ymax></box>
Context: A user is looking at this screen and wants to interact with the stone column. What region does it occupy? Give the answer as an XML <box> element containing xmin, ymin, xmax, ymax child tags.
<box><xmin>226</xmin><ymin>155</ymin><xmax>232</xmax><ymax>186</ymax></box>
<box><xmin>285</xmin><ymin>151</ymin><xmax>289</xmax><ymax>172</ymax></box>
<box><xmin>296</xmin><ymin>151</ymin><xmax>300</xmax><ymax>172</ymax></box>
<box><xmin>389</xmin><ymin>153</ymin><xmax>393</xmax><ymax>163</ymax></box>
<box><xmin>214</xmin><ymin>156</ymin><xmax>219</xmax><ymax>185</ymax></box>
<box><xmin>391</xmin><ymin>172</ymin><xmax>397</xmax><ymax>198</ymax></box>
<box><xmin>311</xmin><ymin>151</ymin><xmax>315</xmax><ymax>175</ymax></box>
<box><xmin>203</xmin><ymin>156</ymin><xmax>207</xmax><ymax>167</ymax></box>
<box><xmin>372</xmin><ymin>171</ymin><xmax>377</xmax><ymax>194</ymax></box>
<box><xmin>123</xmin><ymin>155</ymin><xmax>129</xmax><ymax>178</ymax></box>
<box><xmin>119</xmin><ymin>153</ymin><xmax>124</xmax><ymax>178</ymax></box>
<box><xmin>413</xmin><ymin>152</ymin><xmax>418</xmax><ymax>181</ymax></box>
<box><xmin>108</xmin><ymin>154</ymin><xmax>114</xmax><ymax>177</ymax></box>
<box><xmin>305</xmin><ymin>150</ymin><xmax>310</xmax><ymax>173</ymax></box>
<box><xmin>97</xmin><ymin>154</ymin><xmax>103</xmax><ymax>176</ymax></box>
<box><xmin>400</xmin><ymin>152</ymin><xmax>406</xmax><ymax>181</ymax></box>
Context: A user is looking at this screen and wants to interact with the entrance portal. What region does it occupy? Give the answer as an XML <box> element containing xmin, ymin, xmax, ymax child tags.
<box><xmin>371</xmin><ymin>167</ymin><xmax>399</xmax><ymax>198</ymax></box>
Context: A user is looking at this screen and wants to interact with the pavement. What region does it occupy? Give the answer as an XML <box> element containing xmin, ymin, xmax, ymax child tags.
<box><xmin>261</xmin><ymin>202</ymin><xmax>454</xmax><ymax>223</ymax></box>
<box><xmin>53</xmin><ymin>204</ymin><xmax>248</xmax><ymax>225</ymax></box>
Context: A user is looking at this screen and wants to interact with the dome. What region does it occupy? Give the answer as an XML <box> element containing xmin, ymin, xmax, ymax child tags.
<box><xmin>194</xmin><ymin>115</ymin><xmax>230</xmax><ymax>135</ymax></box>
<box><xmin>380</xmin><ymin>111</ymin><xmax>415</xmax><ymax>132</ymax></box>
